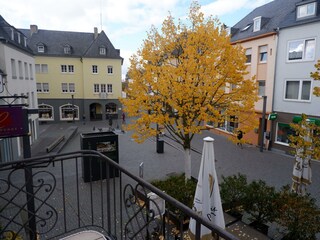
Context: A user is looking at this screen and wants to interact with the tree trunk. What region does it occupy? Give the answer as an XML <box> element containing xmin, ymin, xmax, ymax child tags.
<box><xmin>184</xmin><ymin>148</ymin><xmax>191</xmax><ymax>180</ymax></box>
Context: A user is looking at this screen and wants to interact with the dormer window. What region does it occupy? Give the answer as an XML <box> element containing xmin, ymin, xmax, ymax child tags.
<box><xmin>11</xmin><ymin>28</ymin><xmax>14</xmax><ymax>40</ymax></box>
<box><xmin>253</xmin><ymin>16</ymin><xmax>261</xmax><ymax>32</ymax></box>
<box><xmin>37</xmin><ymin>44</ymin><xmax>45</xmax><ymax>53</ymax></box>
<box><xmin>99</xmin><ymin>46</ymin><xmax>106</xmax><ymax>55</ymax></box>
<box><xmin>241</xmin><ymin>24</ymin><xmax>251</xmax><ymax>32</ymax></box>
<box><xmin>297</xmin><ymin>2</ymin><xmax>316</xmax><ymax>19</ymax></box>
<box><xmin>64</xmin><ymin>45</ymin><xmax>71</xmax><ymax>54</ymax></box>
<box><xmin>24</xmin><ymin>37</ymin><xmax>27</xmax><ymax>47</ymax></box>
<box><xmin>17</xmin><ymin>33</ymin><xmax>21</xmax><ymax>44</ymax></box>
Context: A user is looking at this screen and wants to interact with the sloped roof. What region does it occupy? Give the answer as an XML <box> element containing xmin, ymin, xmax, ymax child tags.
<box><xmin>0</xmin><ymin>15</ymin><xmax>33</xmax><ymax>54</ymax></box>
<box><xmin>231</xmin><ymin>0</ymin><xmax>301</xmax><ymax>42</ymax></box>
<box><xmin>19</xmin><ymin>27</ymin><xmax>123</xmax><ymax>60</ymax></box>
<box><xmin>279</xmin><ymin>0</ymin><xmax>320</xmax><ymax>28</ymax></box>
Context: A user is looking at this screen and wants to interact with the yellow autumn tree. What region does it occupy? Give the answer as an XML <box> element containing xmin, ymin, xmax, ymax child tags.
<box><xmin>311</xmin><ymin>60</ymin><xmax>320</xmax><ymax>97</ymax></box>
<box><xmin>121</xmin><ymin>2</ymin><xmax>258</xmax><ymax>179</ymax></box>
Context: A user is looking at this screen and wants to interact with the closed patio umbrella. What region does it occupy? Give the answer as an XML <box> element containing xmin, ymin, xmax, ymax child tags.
<box><xmin>189</xmin><ymin>137</ymin><xmax>225</xmax><ymax>239</ymax></box>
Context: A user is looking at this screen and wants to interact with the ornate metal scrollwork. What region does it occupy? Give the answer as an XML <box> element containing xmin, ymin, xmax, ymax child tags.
<box><xmin>123</xmin><ymin>183</ymin><xmax>163</xmax><ymax>240</ymax></box>
<box><xmin>0</xmin><ymin>168</ymin><xmax>58</xmax><ymax>238</ymax></box>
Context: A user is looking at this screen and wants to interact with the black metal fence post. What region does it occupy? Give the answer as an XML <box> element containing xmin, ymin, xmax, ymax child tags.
<box><xmin>23</xmin><ymin>109</ymin><xmax>37</xmax><ymax>239</ymax></box>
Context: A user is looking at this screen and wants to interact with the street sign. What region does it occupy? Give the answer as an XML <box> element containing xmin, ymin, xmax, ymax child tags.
<box><xmin>268</xmin><ymin>113</ymin><xmax>277</xmax><ymax>121</ymax></box>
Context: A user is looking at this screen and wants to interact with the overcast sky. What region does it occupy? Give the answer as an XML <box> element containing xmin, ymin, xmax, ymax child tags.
<box><xmin>1</xmin><ymin>0</ymin><xmax>273</xmax><ymax>79</ymax></box>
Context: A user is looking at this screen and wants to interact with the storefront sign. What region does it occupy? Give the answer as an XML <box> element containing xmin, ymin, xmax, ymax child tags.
<box><xmin>0</xmin><ymin>106</ymin><xmax>28</xmax><ymax>138</ymax></box>
<box><xmin>268</xmin><ymin>113</ymin><xmax>277</xmax><ymax>121</ymax></box>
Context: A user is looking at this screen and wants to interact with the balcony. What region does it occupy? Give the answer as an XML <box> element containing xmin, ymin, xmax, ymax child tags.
<box><xmin>0</xmin><ymin>150</ymin><xmax>237</xmax><ymax>240</ymax></box>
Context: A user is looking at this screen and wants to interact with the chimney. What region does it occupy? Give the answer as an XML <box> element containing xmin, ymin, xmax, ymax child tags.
<box><xmin>94</xmin><ymin>27</ymin><xmax>98</xmax><ymax>39</ymax></box>
<box><xmin>30</xmin><ymin>25</ymin><xmax>38</xmax><ymax>36</ymax></box>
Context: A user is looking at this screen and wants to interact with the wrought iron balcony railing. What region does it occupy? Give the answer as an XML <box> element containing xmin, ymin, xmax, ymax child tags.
<box><xmin>0</xmin><ymin>150</ymin><xmax>238</xmax><ymax>240</ymax></box>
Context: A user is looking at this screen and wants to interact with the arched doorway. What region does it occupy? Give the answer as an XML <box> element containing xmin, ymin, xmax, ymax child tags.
<box><xmin>90</xmin><ymin>103</ymin><xmax>102</xmax><ymax>120</ymax></box>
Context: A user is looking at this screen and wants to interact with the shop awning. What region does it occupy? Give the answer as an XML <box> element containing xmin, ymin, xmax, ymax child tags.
<box><xmin>293</xmin><ymin>116</ymin><xmax>320</xmax><ymax>126</ymax></box>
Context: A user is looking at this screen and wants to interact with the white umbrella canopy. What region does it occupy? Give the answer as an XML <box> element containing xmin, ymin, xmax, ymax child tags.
<box><xmin>189</xmin><ymin>137</ymin><xmax>225</xmax><ymax>240</ymax></box>
<box><xmin>291</xmin><ymin>153</ymin><xmax>312</xmax><ymax>195</ymax></box>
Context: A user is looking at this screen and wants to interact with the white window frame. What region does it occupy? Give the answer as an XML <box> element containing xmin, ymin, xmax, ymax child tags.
<box><xmin>92</xmin><ymin>65</ymin><xmax>98</xmax><ymax>74</ymax></box>
<box><xmin>69</xmin><ymin>83</ymin><xmax>75</xmax><ymax>93</ymax></box>
<box><xmin>107</xmin><ymin>66</ymin><xmax>113</xmax><ymax>75</ymax></box>
<box><xmin>18</xmin><ymin>61</ymin><xmax>23</xmax><ymax>79</ymax></box>
<box><xmin>287</xmin><ymin>38</ymin><xmax>316</xmax><ymax>62</ymax></box>
<box><xmin>101</xmin><ymin>84</ymin><xmax>106</xmax><ymax>93</ymax></box>
<box><xmin>253</xmin><ymin>16</ymin><xmax>261</xmax><ymax>32</ymax></box>
<box><xmin>29</xmin><ymin>64</ymin><xmax>34</xmax><ymax>80</ymax></box>
<box><xmin>94</xmin><ymin>84</ymin><xmax>100</xmax><ymax>93</ymax></box>
<box><xmin>64</xmin><ymin>46</ymin><xmax>71</xmax><ymax>54</ymax></box>
<box><xmin>259</xmin><ymin>45</ymin><xmax>267</xmax><ymax>63</ymax></box>
<box><xmin>61</xmin><ymin>65</ymin><xmax>67</xmax><ymax>73</ymax></box>
<box><xmin>68</xmin><ymin>65</ymin><xmax>74</xmax><ymax>73</ymax></box>
<box><xmin>37</xmin><ymin>45</ymin><xmax>44</xmax><ymax>53</ymax></box>
<box><xmin>24</xmin><ymin>62</ymin><xmax>29</xmax><ymax>80</ymax></box>
<box><xmin>275</xmin><ymin>122</ymin><xmax>294</xmax><ymax>146</ymax></box>
<box><xmin>257</xmin><ymin>80</ymin><xmax>265</xmax><ymax>96</ymax></box>
<box><xmin>60</xmin><ymin>104</ymin><xmax>79</xmax><ymax>121</ymax></box>
<box><xmin>36</xmin><ymin>83</ymin><xmax>42</xmax><ymax>92</ymax></box>
<box><xmin>297</xmin><ymin>2</ymin><xmax>316</xmax><ymax>19</ymax></box>
<box><xmin>11</xmin><ymin>59</ymin><xmax>17</xmax><ymax>79</ymax></box>
<box><xmin>284</xmin><ymin>79</ymin><xmax>312</xmax><ymax>102</ymax></box>
<box><xmin>36</xmin><ymin>83</ymin><xmax>49</xmax><ymax>93</ymax></box>
<box><xmin>42</xmin><ymin>83</ymin><xmax>49</xmax><ymax>92</ymax></box>
<box><xmin>100</xmin><ymin>47</ymin><xmax>106</xmax><ymax>55</ymax></box>
<box><xmin>107</xmin><ymin>84</ymin><xmax>113</xmax><ymax>93</ymax></box>
<box><xmin>38</xmin><ymin>104</ymin><xmax>54</xmax><ymax>121</ymax></box>
<box><xmin>245</xmin><ymin>48</ymin><xmax>252</xmax><ymax>64</ymax></box>
<box><xmin>62</xmin><ymin>83</ymin><xmax>68</xmax><ymax>93</ymax></box>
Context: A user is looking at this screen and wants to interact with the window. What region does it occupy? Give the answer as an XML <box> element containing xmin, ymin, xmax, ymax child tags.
<box><xmin>39</xmin><ymin>104</ymin><xmax>54</xmax><ymax>121</ymax></box>
<box><xmin>24</xmin><ymin>37</ymin><xmax>27</xmax><ymax>47</ymax></box>
<box><xmin>92</xmin><ymin>65</ymin><xmax>98</xmax><ymax>74</ymax></box>
<box><xmin>36</xmin><ymin>83</ymin><xmax>42</xmax><ymax>92</ymax></box>
<box><xmin>285</xmin><ymin>80</ymin><xmax>311</xmax><ymax>101</ymax></box>
<box><xmin>17</xmin><ymin>33</ymin><xmax>21</xmax><ymax>44</ymax></box>
<box><xmin>107</xmin><ymin>66</ymin><xmax>113</xmax><ymax>74</ymax></box>
<box><xmin>297</xmin><ymin>2</ymin><xmax>316</xmax><ymax>19</ymax></box>
<box><xmin>35</xmin><ymin>64</ymin><xmax>48</xmax><ymax>73</ymax></box>
<box><xmin>64</xmin><ymin>45</ymin><xmax>71</xmax><ymax>54</ymax></box>
<box><xmin>24</xmin><ymin>62</ymin><xmax>29</xmax><ymax>80</ymax></box>
<box><xmin>61</xmin><ymin>83</ymin><xmax>75</xmax><ymax>93</ymax></box>
<box><xmin>245</xmin><ymin>48</ymin><xmax>252</xmax><ymax>64</ymax></box>
<box><xmin>11</xmin><ymin>59</ymin><xmax>17</xmax><ymax>79</ymax></box>
<box><xmin>68</xmin><ymin>65</ymin><xmax>74</xmax><ymax>73</ymax></box>
<box><xmin>259</xmin><ymin>45</ymin><xmax>267</xmax><ymax>63</ymax></box>
<box><xmin>37</xmin><ymin>44</ymin><xmax>44</xmax><ymax>53</ymax></box>
<box><xmin>100</xmin><ymin>47</ymin><xmax>106</xmax><ymax>55</ymax></box>
<box><xmin>60</xmin><ymin>104</ymin><xmax>79</xmax><ymax>121</ymax></box>
<box><xmin>18</xmin><ymin>61</ymin><xmax>23</xmax><ymax>79</ymax></box>
<box><xmin>107</xmin><ymin>84</ymin><xmax>113</xmax><ymax>93</ymax></box>
<box><xmin>253</xmin><ymin>16</ymin><xmax>261</xmax><ymax>32</ymax></box>
<box><xmin>37</xmin><ymin>83</ymin><xmax>49</xmax><ymax>92</ymax></box>
<box><xmin>258</xmin><ymin>80</ymin><xmax>265</xmax><ymax>96</ymax></box>
<box><xmin>61</xmin><ymin>65</ymin><xmax>67</xmax><ymax>73</ymax></box>
<box><xmin>241</xmin><ymin>24</ymin><xmax>251</xmax><ymax>32</ymax></box>
<box><xmin>10</xmin><ymin>28</ymin><xmax>14</xmax><ymax>40</ymax></box>
<box><xmin>69</xmin><ymin>83</ymin><xmax>75</xmax><ymax>92</ymax></box>
<box><xmin>61</xmin><ymin>65</ymin><xmax>74</xmax><ymax>73</ymax></box>
<box><xmin>101</xmin><ymin>84</ymin><xmax>106</xmax><ymax>93</ymax></box>
<box><xmin>62</xmin><ymin>83</ymin><xmax>68</xmax><ymax>92</ymax></box>
<box><xmin>106</xmin><ymin>103</ymin><xmax>117</xmax><ymax>113</ymax></box>
<box><xmin>276</xmin><ymin>123</ymin><xmax>295</xmax><ymax>145</ymax></box>
<box><xmin>288</xmin><ymin>39</ymin><xmax>315</xmax><ymax>61</ymax></box>
<box><xmin>94</xmin><ymin>84</ymin><xmax>100</xmax><ymax>93</ymax></box>
<box><xmin>29</xmin><ymin>64</ymin><xmax>33</xmax><ymax>79</ymax></box>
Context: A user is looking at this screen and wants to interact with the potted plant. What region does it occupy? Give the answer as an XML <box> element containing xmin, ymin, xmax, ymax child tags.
<box><xmin>243</xmin><ymin>179</ymin><xmax>279</xmax><ymax>235</ymax></box>
<box><xmin>275</xmin><ymin>186</ymin><xmax>320</xmax><ymax>240</ymax></box>
<box><xmin>220</xmin><ymin>173</ymin><xmax>248</xmax><ymax>219</ymax></box>
<box><xmin>151</xmin><ymin>174</ymin><xmax>197</xmax><ymax>230</ymax></box>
